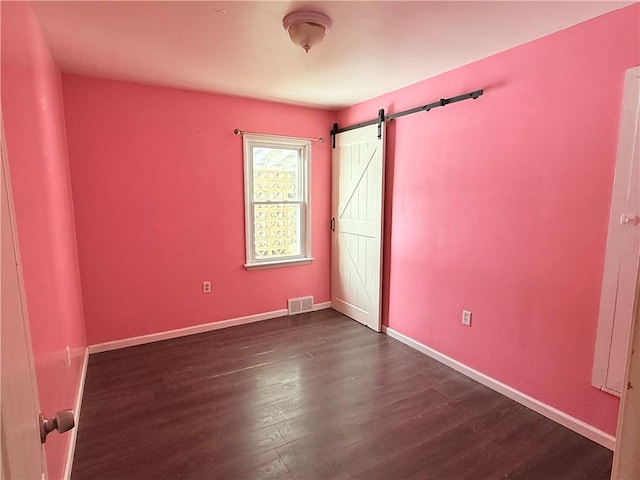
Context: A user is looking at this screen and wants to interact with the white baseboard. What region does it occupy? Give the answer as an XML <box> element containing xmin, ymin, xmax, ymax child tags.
<box><xmin>312</xmin><ymin>301</ymin><xmax>332</xmax><ymax>311</ymax></box>
<box><xmin>64</xmin><ymin>347</ymin><xmax>89</xmax><ymax>480</ymax></box>
<box><xmin>384</xmin><ymin>326</ymin><xmax>616</xmax><ymax>450</ymax></box>
<box><xmin>89</xmin><ymin>303</ymin><xmax>333</xmax><ymax>354</ymax></box>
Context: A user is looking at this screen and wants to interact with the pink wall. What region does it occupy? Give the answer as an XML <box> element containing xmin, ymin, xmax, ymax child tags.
<box><xmin>338</xmin><ymin>4</ymin><xmax>639</xmax><ymax>435</ymax></box>
<box><xmin>1</xmin><ymin>3</ymin><xmax>87</xmax><ymax>478</ymax></box>
<box><xmin>61</xmin><ymin>75</ymin><xmax>334</xmax><ymax>345</ymax></box>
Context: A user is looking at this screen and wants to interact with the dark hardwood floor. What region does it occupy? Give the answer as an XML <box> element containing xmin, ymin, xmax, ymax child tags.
<box><xmin>71</xmin><ymin>309</ymin><xmax>613</xmax><ymax>480</ymax></box>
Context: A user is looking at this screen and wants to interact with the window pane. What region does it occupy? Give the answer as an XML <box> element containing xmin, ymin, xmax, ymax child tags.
<box><xmin>243</xmin><ymin>135</ymin><xmax>310</xmax><ymax>268</ymax></box>
<box><xmin>252</xmin><ymin>147</ymin><xmax>299</xmax><ymax>202</ymax></box>
<box><xmin>254</xmin><ymin>203</ymin><xmax>300</xmax><ymax>259</ymax></box>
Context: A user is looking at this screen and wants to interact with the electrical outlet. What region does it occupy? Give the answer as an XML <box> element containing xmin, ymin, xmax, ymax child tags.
<box><xmin>462</xmin><ymin>310</ymin><xmax>472</xmax><ymax>327</ymax></box>
<box><xmin>202</xmin><ymin>281</ymin><xmax>212</xmax><ymax>294</ymax></box>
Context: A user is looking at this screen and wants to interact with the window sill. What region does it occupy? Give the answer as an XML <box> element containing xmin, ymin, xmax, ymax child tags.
<box><xmin>244</xmin><ymin>258</ymin><xmax>315</xmax><ymax>271</ymax></box>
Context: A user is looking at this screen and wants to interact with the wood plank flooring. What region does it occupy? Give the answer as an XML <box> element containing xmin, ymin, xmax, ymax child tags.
<box><xmin>71</xmin><ymin>309</ymin><xmax>613</xmax><ymax>479</ymax></box>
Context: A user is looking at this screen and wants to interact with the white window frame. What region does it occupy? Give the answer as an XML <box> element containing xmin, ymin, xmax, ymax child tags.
<box><xmin>243</xmin><ymin>134</ymin><xmax>313</xmax><ymax>270</ymax></box>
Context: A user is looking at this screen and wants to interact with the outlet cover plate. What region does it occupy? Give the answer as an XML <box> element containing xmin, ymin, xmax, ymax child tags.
<box><xmin>462</xmin><ymin>310</ymin><xmax>472</xmax><ymax>327</ymax></box>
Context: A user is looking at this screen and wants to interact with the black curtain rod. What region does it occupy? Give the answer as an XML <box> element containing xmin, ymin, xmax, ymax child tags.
<box><xmin>330</xmin><ymin>88</ymin><xmax>484</xmax><ymax>147</ymax></box>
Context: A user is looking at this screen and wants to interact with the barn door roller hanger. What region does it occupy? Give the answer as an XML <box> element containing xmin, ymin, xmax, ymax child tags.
<box><xmin>330</xmin><ymin>89</ymin><xmax>484</xmax><ymax>148</ymax></box>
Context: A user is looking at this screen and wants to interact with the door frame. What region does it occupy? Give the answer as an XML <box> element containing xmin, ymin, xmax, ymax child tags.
<box><xmin>611</xmin><ymin>264</ymin><xmax>640</xmax><ymax>479</ymax></box>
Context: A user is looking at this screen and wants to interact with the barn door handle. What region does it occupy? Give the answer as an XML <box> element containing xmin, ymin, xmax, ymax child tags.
<box><xmin>39</xmin><ymin>409</ymin><xmax>75</xmax><ymax>443</ymax></box>
<box><xmin>331</xmin><ymin>217</ymin><xmax>335</xmax><ymax>232</ymax></box>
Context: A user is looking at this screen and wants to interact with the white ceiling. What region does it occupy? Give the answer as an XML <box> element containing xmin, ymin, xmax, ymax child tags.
<box><xmin>31</xmin><ymin>1</ymin><xmax>633</xmax><ymax>109</ymax></box>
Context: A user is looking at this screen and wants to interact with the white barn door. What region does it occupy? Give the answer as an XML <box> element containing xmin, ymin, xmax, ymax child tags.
<box><xmin>331</xmin><ymin>124</ymin><xmax>385</xmax><ymax>331</ymax></box>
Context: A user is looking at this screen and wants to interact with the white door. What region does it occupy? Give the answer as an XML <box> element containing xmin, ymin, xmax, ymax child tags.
<box><xmin>331</xmin><ymin>124</ymin><xmax>385</xmax><ymax>332</ymax></box>
<box><xmin>0</xmin><ymin>119</ymin><xmax>47</xmax><ymax>479</ymax></box>
<box><xmin>592</xmin><ymin>67</ymin><xmax>640</xmax><ymax>395</ymax></box>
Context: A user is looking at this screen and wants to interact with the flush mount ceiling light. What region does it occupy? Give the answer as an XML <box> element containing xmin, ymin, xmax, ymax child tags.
<box><xmin>282</xmin><ymin>11</ymin><xmax>332</xmax><ymax>53</ymax></box>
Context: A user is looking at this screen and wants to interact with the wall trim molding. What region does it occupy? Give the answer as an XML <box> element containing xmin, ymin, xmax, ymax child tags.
<box><xmin>89</xmin><ymin>303</ymin><xmax>333</xmax><ymax>354</ymax></box>
<box><xmin>383</xmin><ymin>326</ymin><xmax>616</xmax><ymax>450</ymax></box>
<box><xmin>63</xmin><ymin>347</ymin><xmax>89</xmax><ymax>480</ymax></box>
<box><xmin>313</xmin><ymin>301</ymin><xmax>332</xmax><ymax>311</ymax></box>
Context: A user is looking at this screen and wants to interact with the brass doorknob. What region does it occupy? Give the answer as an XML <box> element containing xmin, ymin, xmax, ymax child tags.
<box><xmin>39</xmin><ymin>409</ymin><xmax>75</xmax><ymax>443</ymax></box>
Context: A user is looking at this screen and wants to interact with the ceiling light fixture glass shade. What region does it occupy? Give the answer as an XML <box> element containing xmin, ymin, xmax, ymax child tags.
<box><xmin>283</xmin><ymin>11</ymin><xmax>332</xmax><ymax>53</ymax></box>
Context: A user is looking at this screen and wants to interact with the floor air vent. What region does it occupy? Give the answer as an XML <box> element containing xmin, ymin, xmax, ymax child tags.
<box><xmin>288</xmin><ymin>296</ymin><xmax>314</xmax><ymax>315</ymax></box>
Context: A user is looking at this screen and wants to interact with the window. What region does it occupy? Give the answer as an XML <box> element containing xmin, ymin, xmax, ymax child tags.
<box><xmin>243</xmin><ymin>134</ymin><xmax>312</xmax><ymax>269</ymax></box>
